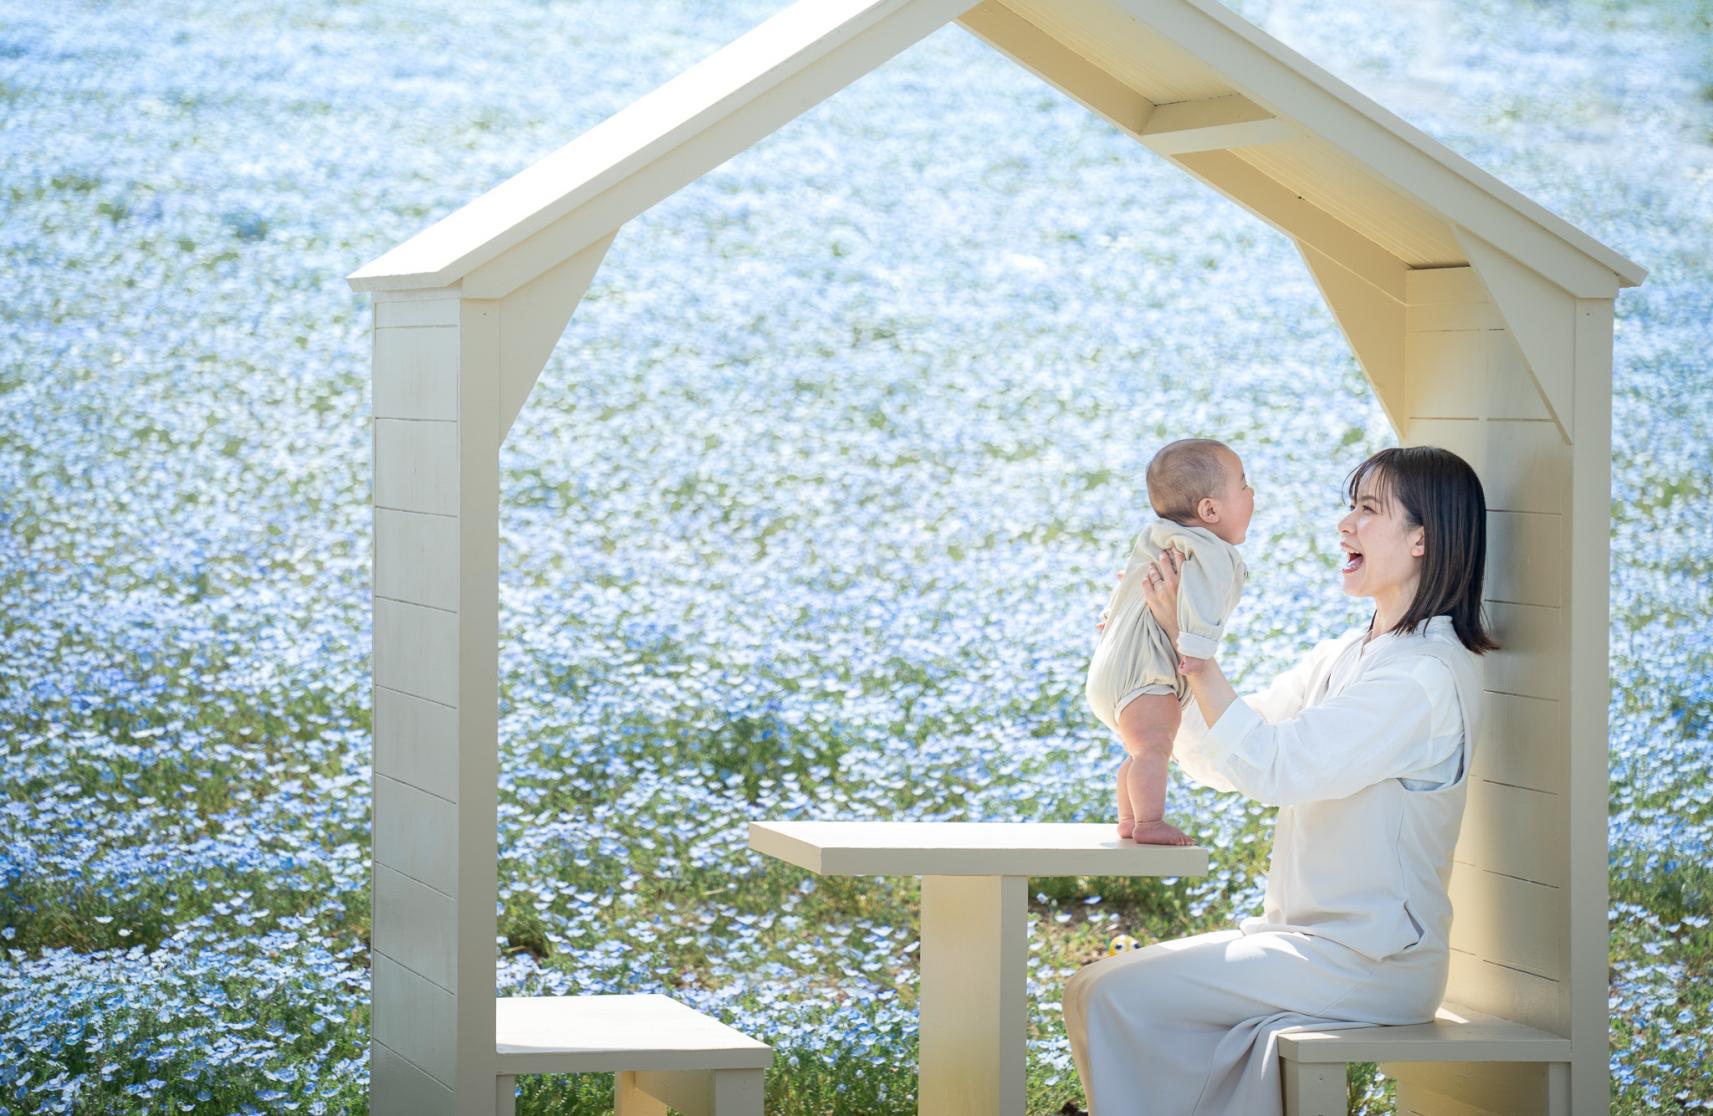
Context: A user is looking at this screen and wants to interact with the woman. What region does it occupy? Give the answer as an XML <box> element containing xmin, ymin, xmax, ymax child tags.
<box><xmin>1063</xmin><ymin>445</ymin><xmax>1500</xmax><ymax>1115</ymax></box>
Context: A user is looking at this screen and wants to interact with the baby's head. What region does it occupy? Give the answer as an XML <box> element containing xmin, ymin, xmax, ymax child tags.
<box><xmin>1146</xmin><ymin>438</ymin><xmax>1254</xmax><ymax>545</ymax></box>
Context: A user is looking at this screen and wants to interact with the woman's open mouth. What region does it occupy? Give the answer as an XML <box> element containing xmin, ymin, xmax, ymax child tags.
<box><xmin>1341</xmin><ymin>550</ymin><xmax>1364</xmax><ymax>573</ymax></box>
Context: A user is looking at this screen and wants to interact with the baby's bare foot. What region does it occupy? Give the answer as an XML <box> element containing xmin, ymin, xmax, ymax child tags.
<box><xmin>1116</xmin><ymin>817</ymin><xmax>1137</xmax><ymax>840</ymax></box>
<box><xmin>1128</xmin><ymin>819</ymin><xmax>1194</xmax><ymax>846</ymax></box>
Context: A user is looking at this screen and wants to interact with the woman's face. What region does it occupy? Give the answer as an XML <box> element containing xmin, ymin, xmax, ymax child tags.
<box><xmin>1337</xmin><ymin>470</ymin><xmax>1424</xmax><ymax>601</ymax></box>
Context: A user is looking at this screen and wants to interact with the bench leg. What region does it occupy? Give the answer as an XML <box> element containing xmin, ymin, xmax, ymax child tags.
<box><xmin>1546</xmin><ymin>1061</ymin><xmax>1569</xmax><ymax>1116</ymax></box>
<box><xmin>495</xmin><ymin>1075</ymin><xmax>516</xmax><ymax>1116</ymax></box>
<box><xmin>919</xmin><ymin>874</ymin><xmax>1027</xmax><ymax>1116</ymax></box>
<box><xmin>626</xmin><ymin>1068</ymin><xmax>764</xmax><ymax>1116</ymax></box>
<box><xmin>1282</xmin><ymin>1060</ymin><xmax>1346</xmax><ymax>1116</ymax></box>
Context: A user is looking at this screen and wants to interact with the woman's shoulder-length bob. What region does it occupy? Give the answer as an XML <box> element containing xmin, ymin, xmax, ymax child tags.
<box><xmin>1347</xmin><ymin>446</ymin><xmax>1501</xmax><ymax>654</ymax></box>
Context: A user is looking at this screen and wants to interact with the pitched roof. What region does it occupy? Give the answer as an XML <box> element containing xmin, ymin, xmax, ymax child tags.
<box><xmin>348</xmin><ymin>0</ymin><xmax>1645</xmax><ymax>299</ymax></box>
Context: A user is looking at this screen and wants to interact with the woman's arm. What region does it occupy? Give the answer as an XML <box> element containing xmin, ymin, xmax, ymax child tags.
<box><xmin>1137</xmin><ymin>547</ymin><xmax>1371</xmax><ymax>799</ymax></box>
<box><xmin>1190</xmin><ymin>657</ymin><xmax>1454</xmax><ymax>806</ymax></box>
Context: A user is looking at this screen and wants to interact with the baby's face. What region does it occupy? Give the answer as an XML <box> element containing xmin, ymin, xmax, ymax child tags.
<box><xmin>1214</xmin><ymin>451</ymin><xmax>1254</xmax><ymax>544</ymax></box>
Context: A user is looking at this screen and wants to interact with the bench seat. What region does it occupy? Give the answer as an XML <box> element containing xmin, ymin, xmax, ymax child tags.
<box><xmin>494</xmin><ymin>994</ymin><xmax>771</xmax><ymax>1116</ymax></box>
<box><xmin>1278</xmin><ymin>1002</ymin><xmax>1570</xmax><ymax>1116</ymax></box>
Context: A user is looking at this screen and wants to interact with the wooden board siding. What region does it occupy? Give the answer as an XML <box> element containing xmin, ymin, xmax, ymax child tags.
<box><xmin>1398</xmin><ymin>263</ymin><xmax>1615</xmax><ymax>1111</ymax></box>
<box><xmin>369</xmin><ymin>291</ymin><xmax>501</xmax><ymax>1112</ymax></box>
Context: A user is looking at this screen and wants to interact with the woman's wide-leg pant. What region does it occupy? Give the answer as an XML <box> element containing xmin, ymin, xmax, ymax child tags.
<box><xmin>1063</xmin><ymin>928</ymin><xmax>1446</xmax><ymax>1116</ymax></box>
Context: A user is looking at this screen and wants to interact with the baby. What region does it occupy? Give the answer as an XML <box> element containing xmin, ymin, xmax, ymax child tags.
<box><xmin>1086</xmin><ymin>438</ymin><xmax>1253</xmax><ymax>846</ymax></box>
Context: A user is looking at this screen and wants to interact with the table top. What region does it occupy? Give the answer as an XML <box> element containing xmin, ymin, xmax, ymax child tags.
<box><xmin>748</xmin><ymin>820</ymin><xmax>1208</xmax><ymax>877</ymax></box>
<box><xmin>495</xmin><ymin>993</ymin><xmax>772</xmax><ymax>1074</ymax></box>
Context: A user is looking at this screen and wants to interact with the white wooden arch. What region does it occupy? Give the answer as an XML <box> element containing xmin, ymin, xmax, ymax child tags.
<box><xmin>347</xmin><ymin>2</ymin><xmax>1645</xmax><ymax>1113</ymax></box>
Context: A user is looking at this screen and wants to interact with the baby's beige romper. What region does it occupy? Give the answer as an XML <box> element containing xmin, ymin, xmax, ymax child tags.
<box><xmin>1085</xmin><ymin>518</ymin><xmax>1247</xmax><ymax>734</ymax></box>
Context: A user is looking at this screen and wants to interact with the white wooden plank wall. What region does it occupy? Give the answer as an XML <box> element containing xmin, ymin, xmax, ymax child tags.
<box><xmin>1401</xmin><ymin>267</ymin><xmax>1572</xmax><ymax>1038</ymax></box>
<box><xmin>370</xmin><ymin>296</ymin><xmax>466</xmax><ymax>1114</ymax></box>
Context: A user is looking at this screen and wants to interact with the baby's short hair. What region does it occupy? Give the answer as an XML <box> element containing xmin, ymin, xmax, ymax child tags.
<box><xmin>1147</xmin><ymin>438</ymin><xmax>1232</xmax><ymax>524</ymax></box>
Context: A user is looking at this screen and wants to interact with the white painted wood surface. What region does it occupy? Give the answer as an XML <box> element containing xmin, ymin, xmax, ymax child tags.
<box><xmin>747</xmin><ymin>820</ymin><xmax>1208</xmax><ymax>877</ymax></box>
<box><xmin>348</xmin><ymin>0</ymin><xmax>1641</xmax><ymax>299</ymax></box>
<box><xmin>628</xmin><ymin>1068</ymin><xmax>767</xmax><ymax>1116</ymax></box>
<box><xmin>1138</xmin><ymin>92</ymin><xmax>1297</xmax><ymax>154</ymax></box>
<box><xmin>372</xmin><ymin>951</ymin><xmax>457</xmax><ymax>1082</ymax></box>
<box><xmin>1456</xmin><ymin>228</ymin><xmax>1578</xmax><ymax>438</ymax></box>
<box><xmin>1475</xmin><ymin>690</ymin><xmax>1567</xmax><ymax>796</ymax></box>
<box><xmin>371</xmin><ymin>1039</ymin><xmax>455</xmax><ymax>1116</ymax></box>
<box><xmin>1279</xmin><ymin>1003</ymin><xmax>1572</xmax><ymax>1064</ymax></box>
<box><xmin>1563</xmin><ymin>295</ymin><xmax>1616</xmax><ymax>1114</ymax></box>
<box><xmin>351</xmin><ymin>0</ymin><xmax>980</xmax><ymax>297</ymax></box>
<box><xmin>1176</xmin><ymin>148</ymin><xmax>1408</xmax><ymax>300</ymax></box>
<box><xmin>493</xmin><ymin>994</ymin><xmax>772</xmax><ymax>1074</ymax></box>
<box><xmin>1126</xmin><ymin>0</ymin><xmax>1641</xmax><ymax>293</ymax></box>
<box><xmin>1282</xmin><ymin>1059</ymin><xmax>1347</xmax><ymax>1116</ymax></box>
<box><xmin>1388</xmin><ymin>1060</ymin><xmax>1571</xmax><ymax>1116</ymax></box>
<box><xmin>372</xmin><ymin>598</ymin><xmax>459</xmax><ymax>705</ymax></box>
<box><xmin>374</xmin><ymin>861</ymin><xmax>458</xmax><ymax>991</ymax></box>
<box><xmin>918</xmin><ymin>875</ymin><xmax>1027</xmax><ymax>1116</ymax></box>
<box><xmin>373</xmin><ymin>684</ymin><xmax>460</xmax><ymax>802</ymax></box>
<box><xmin>1394</xmin><ymin>257</ymin><xmax>1616</xmax><ymax>1111</ymax></box>
<box><xmin>373</xmin><ymin>327</ymin><xmax>459</xmax><ymax>421</ymax></box>
<box><xmin>367</xmin><ymin>289</ymin><xmax>506</xmax><ymax>1113</ymax></box>
<box><xmin>491</xmin><ymin>232</ymin><xmax>616</xmax><ymax>437</ymax></box>
<box><xmin>374</xmin><ymin>507</ymin><xmax>461</xmax><ymax>613</ymax></box>
<box><xmin>373</xmin><ymin>772</ymin><xmax>457</xmax><ymax>898</ymax></box>
<box><xmin>750</xmin><ymin>823</ymin><xmax>1203</xmax><ymax>1116</ymax></box>
<box><xmin>491</xmin><ymin>996</ymin><xmax>769</xmax><ymax>1115</ymax></box>
<box><xmin>1297</xmin><ymin>239</ymin><xmax>1406</xmax><ymax>430</ymax></box>
<box><xmin>372</xmin><ymin>419</ymin><xmax>458</xmax><ymax>517</ymax></box>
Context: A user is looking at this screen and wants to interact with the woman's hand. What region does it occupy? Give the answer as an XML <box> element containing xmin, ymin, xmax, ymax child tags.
<box><xmin>1139</xmin><ymin>547</ymin><xmax>1190</xmax><ymax>669</ymax></box>
<box><xmin>1143</xmin><ymin>546</ymin><xmax>1238</xmax><ymax>724</ymax></box>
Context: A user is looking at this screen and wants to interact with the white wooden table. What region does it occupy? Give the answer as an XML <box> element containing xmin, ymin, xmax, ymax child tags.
<box><xmin>748</xmin><ymin>820</ymin><xmax>1208</xmax><ymax>1116</ymax></box>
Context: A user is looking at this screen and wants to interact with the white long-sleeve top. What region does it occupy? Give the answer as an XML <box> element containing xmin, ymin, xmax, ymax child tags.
<box><xmin>1172</xmin><ymin>614</ymin><xmax>1484</xmax><ymax>961</ymax></box>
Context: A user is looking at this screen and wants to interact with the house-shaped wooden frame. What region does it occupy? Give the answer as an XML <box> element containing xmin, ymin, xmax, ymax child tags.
<box><xmin>346</xmin><ymin>1</ymin><xmax>1646</xmax><ymax>1113</ymax></box>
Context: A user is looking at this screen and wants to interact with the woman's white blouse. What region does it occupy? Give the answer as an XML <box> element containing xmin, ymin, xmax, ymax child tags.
<box><xmin>1181</xmin><ymin>624</ymin><xmax>1465</xmax><ymax>804</ymax></box>
<box><xmin>1172</xmin><ymin>614</ymin><xmax>1485</xmax><ymax>961</ymax></box>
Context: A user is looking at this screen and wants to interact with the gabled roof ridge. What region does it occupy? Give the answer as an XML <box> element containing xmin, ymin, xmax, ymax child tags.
<box><xmin>1163</xmin><ymin>0</ymin><xmax>1643</xmax><ymax>287</ymax></box>
<box><xmin>347</xmin><ymin>0</ymin><xmax>1645</xmax><ymax>296</ymax></box>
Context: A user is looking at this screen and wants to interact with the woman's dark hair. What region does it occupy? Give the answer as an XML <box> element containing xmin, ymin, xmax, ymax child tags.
<box><xmin>1346</xmin><ymin>446</ymin><xmax>1500</xmax><ymax>654</ymax></box>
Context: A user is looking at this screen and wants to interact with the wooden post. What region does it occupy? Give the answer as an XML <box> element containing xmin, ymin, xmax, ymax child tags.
<box><xmin>918</xmin><ymin>875</ymin><xmax>1028</xmax><ymax>1116</ymax></box>
<box><xmin>367</xmin><ymin>230</ymin><xmax>613</xmax><ymax>1113</ymax></box>
<box><xmin>370</xmin><ymin>288</ymin><xmax>501</xmax><ymax>1116</ymax></box>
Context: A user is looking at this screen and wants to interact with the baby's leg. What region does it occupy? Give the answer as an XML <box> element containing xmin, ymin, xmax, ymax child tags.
<box><xmin>1115</xmin><ymin>756</ymin><xmax>1136</xmax><ymax>839</ymax></box>
<box><xmin>1117</xmin><ymin>694</ymin><xmax>1193</xmax><ymax>846</ymax></box>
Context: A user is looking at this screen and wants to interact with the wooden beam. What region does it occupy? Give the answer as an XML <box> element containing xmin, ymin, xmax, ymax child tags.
<box><xmin>350</xmin><ymin>0</ymin><xmax>980</xmax><ymax>296</ymax></box>
<box><xmin>957</xmin><ymin>1</ymin><xmax>1153</xmax><ymax>135</ymax></box>
<box><xmin>1119</xmin><ymin>0</ymin><xmax>1642</xmax><ymax>294</ymax></box>
<box><xmin>1140</xmin><ymin>92</ymin><xmax>1296</xmax><ymax>155</ymax></box>
<box><xmin>487</xmin><ymin>230</ymin><xmax>617</xmax><ymax>444</ymax></box>
<box><xmin>1296</xmin><ymin>239</ymin><xmax>1407</xmax><ymax>435</ymax></box>
<box><xmin>1455</xmin><ymin>227</ymin><xmax>1575</xmax><ymax>443</ymax></box>
<box><xmin>1176</xmin><ymin>149</ymin><xmax>1407</xmax><ymax>302</ymax></box>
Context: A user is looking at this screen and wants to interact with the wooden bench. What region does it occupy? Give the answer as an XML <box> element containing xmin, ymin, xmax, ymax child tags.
<box><xmin>1279</xmin><ymin>1002</ymin><xmax>1572</xmax><ymax>1116</ymax></box>
<box><xmin>494</xmin><ymin>994</ymin><xmax>771</xmax><ymax>1116</ymax></box>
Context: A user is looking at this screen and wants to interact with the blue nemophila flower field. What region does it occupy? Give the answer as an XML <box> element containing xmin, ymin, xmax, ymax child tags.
<box><xmin>1</xmin><ymin>0</ymin><xmax>1709</xmax><ymax>1112</ymax></box>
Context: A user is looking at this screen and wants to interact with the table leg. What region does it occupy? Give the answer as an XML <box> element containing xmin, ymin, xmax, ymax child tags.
<box><xmin>918</xmin><ymin>874</ymin><xmax>1027</xmax><ymax>1116</ymax></box>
